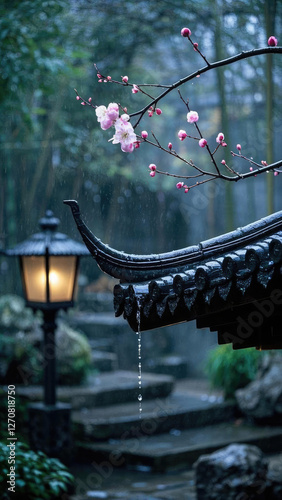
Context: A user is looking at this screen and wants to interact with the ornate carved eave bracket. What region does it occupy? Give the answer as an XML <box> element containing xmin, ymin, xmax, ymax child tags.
<box><xmin>65</xmin><ymin>200</ymin><xmax>282</xmax><ymax>349</ymax></box>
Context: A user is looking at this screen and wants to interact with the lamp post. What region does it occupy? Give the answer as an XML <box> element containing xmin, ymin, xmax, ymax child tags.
<box><xmin>7</xmin><ymin>210</ymin><xmax>89</xmax><ymax>457</ymax></box>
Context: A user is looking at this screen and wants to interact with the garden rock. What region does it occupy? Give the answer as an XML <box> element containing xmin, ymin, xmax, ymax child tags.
<box><xmin>194</xmin><ymin>443</ymin><xmax>268</xmax><ymax>500</ymax></box>
<box><xmin>235</xmin><ymin>354</ymin><xmax>282</xmax><ymax>420</ymax></box>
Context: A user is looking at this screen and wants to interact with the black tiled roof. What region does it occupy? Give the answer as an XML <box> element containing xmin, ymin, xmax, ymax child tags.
<box><xmin>66</xmin><ymin>201</ymin><xmax>282</xmax><ymax>350</ymax></box>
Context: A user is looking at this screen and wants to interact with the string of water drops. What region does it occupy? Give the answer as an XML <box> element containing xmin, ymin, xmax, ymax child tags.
<box><xmin>136</xmin><ymin>305</ymin><xmax>142</xmax><ymax>417</ymax></box>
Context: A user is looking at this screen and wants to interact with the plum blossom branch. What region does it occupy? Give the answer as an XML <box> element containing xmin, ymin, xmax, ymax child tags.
<box><xmin>76</xmin><ymin>29</ymin><xmax>281</xmax><ymax>193</ymax></box>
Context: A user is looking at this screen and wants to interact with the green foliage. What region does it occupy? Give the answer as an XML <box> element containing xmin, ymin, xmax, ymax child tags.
<box><xmin>56</xmin><ymin>322</ymin><xmax>92</xmax><ymax>385</ymax></box>
<box><xmin>0</xmin><ymin>295</ymin><xmax>92</xmax><ymax>386</ymax></box>
<box><xmin>0</xmin><ymin>441</ymin><xmax>74</xmax><ymax>500</ymax></box>
<box><xmin>206</xmin><ymin>344</ymin><xmax>263</xmax><ymax>399</ymax></box>
<box><xmin>0</xmin><ymin>295</ymin><xmax>35</xmax><ymax>332</ymax></box>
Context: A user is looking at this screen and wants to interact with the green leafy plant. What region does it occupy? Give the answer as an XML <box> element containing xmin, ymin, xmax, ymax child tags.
<box><xmin>0</xmin><ymin>441</ymin><xmax>74</xmax><ymax>500</ymax></box>
<box><xmin>206</xmin><ymin>344</ymin><xmax>264</xmax><ymax>399</ymax></box>
<box><xmin>56</xmin><ymin>322</ymin><xmax>92</xmax><ymax>385</ymax></box>
<box><xmin>0</xmin><ymin>294</ymin><xmax>92</xmax><ymax>386</ymax></box>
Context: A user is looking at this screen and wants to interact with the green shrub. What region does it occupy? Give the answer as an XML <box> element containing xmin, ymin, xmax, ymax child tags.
<box><xmin>56</xmin><ymin>322</ymin><xmax>92</xmax><ymax>385</ymax></box>
<box><xmin>206</xmin><ymin>344</ymin><xmax>264</xmax><ymax>399</ymax></box>
<box><xmin>0</xmin><ymin>441</ymin><xmax>74</xmax><ymax>499</ymax></box>
<box><xmin>0</xmin><ymin>295</ymin><xmax>35</xmax><ymax>333</ymax></box>
<box><xmin>0</xmin><ymin>294</ymin><xmax>93</xmax><ymax>386</ymax></box>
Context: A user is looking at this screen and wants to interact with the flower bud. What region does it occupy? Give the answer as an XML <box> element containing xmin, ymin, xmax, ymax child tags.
<box><xmin>149</xmin><ymin>164</ymin><xmax>156</xmax><ymax>171</ymax></box>
<box><xmin>268</xmin><ymin>36</ymin><xmax>278</xmax><ymax>46</ymax></box>
<box><xmin>176</xmin><ymin>182</ymin><xmax>184</xmax><ymax>189</ymax></box>
<box><xmin>187</xmin><ymin>111</ymin><xmax>199</xmax><ymax>123</ymax></box>
<box><xmin>181</xmin><ymin>27</ymin><xmax>191</xmax><ymax>37</ymax></box>
<box><xmin>236</xmin><ymin>144</ymin><xmax>241</xmax><ymax>151</ymax></box>
<box><xmin>122</xmin><ymin>76</ymin><xmax>129</xmax><ymax>83</ymax></box>
<box><xmin>156</xmin><ymin>108</ymin><xmax>162</xmax><ymax>115</ymax></box>
<box><xmin>216</xmin><ymin>132</ymin><xmax>224</xmax><ymax>143</ymax></box>
<box><xmin>168</xmin><ymin>142</ymin><xmax>173</xmax><ymax>150</ymax></box>
<box><xmin>199</xmin><ymin>138</ymin><xmax>207</xmax><ymax>148</ymax></box>
<box><xmin>141</xmin><ymin>131</ymin><xmax>148</xmax><ymax>139</ymax></box>
<box><xmin>178</xmin><ymin>130</ymin><xmax>187</xmax><ymax>141</ymax></box>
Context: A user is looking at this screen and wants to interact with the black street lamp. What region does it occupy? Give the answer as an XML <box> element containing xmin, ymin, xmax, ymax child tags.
<box><xmin>7</xmin><ymin>210</ymin><xmax>89</xmax><ymax>457</ymax></box>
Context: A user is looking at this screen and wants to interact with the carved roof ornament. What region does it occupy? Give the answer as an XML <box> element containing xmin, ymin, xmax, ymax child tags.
<box><xmin>65</xmin><ymin>200</ymin><xmax>282</xmax><ymax>350</ymax></box>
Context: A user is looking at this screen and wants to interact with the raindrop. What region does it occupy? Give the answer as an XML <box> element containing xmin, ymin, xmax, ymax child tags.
<box><xmin>136</xmin><ymin>303</ymin><xmax>142</xmax><ymax>417</ymax></box>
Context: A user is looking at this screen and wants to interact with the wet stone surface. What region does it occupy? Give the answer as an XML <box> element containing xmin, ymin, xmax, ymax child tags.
<box><xmin>69</xmin><ymin>453</ymin><xmax>282</xmax><ymax>500</ymax></box>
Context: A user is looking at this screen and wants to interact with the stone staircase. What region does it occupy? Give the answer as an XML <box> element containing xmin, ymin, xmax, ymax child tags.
<box><xmin>70</xmin><ymin>375</ymin><xmax>282</xmax><ymax>473</ymax></box>
<box><xmin>65</xmin><ymin>301</ymin><xmax>282</xmax><ymax>473</ymax></box>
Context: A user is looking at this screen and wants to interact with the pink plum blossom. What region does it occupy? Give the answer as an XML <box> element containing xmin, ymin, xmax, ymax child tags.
<box><xmin>112</xmin><ymin>115</ymin><xmax>137</xmax><ymax>153</ymax></box>
<box><xmin>199</xmin><ymin>138</ymin><xmax>207</xmax><ymax>148</ymax></box>
<box><xmin>216</xmin><ymin>132</ymin><xmax>224</xmax><ymax>143</ymax></box>
<box><xmin>149</xmin><ymin>164</ymin><xmax>156</xmax><ymax>171</ymax></box>
<box><xmin>187</xmin><ymin>111</ymin><xmax>199</xmax><ymax>123</ymax></box>
<box><xmin>150</xmin><ymin>171</ymin><xmax>156</xmax><ymax>177</ymax></box>
<box><xmin>122</xmin><ymin>76</ymin><xmax>129</xmax><ymax>83</ymax></box>
<box><xmin>268</xmin><ymin>36</ymin><xmax>278</xmax><ymax>46</ymax></box>
<box><xmin>132</xmin><ymin>84</ymin><xmax>139</xmax><ymax>94</ymax></box>
<box><xmin>107</xmin><ymin>102</ymin><xmax>119</xmax><ymax>121</ymax></box>
<box><xmin>178</xmin><ymin>130</ymin><xmax>187</xmax><ymax>141</ymax></box>
<box><xmin>181</xmin><ymin>27</ymin><xmax>191</xmax><ymax>37</ymax></box>
<box><xmin>176</xmin><ymin>182</ymin><xmax>184</xmax><ymax>189</ymax></box>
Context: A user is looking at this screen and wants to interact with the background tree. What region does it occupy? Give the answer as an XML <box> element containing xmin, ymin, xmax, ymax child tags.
<box><xmin>0</xmin><ymin>0</ymin><xmax>281</xmax><ymax>294</ymax></box>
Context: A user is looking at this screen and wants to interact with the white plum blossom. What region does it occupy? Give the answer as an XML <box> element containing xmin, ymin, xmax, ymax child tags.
<box><xmin>95</xmin><ymin>105</ymin><xmax>113</xmax><ymax>130</ymax></box>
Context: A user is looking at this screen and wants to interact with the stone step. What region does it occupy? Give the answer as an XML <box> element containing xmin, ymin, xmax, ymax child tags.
<box><xmin>17</xmin><ymin>370</ymin><xmax>174</xmax><ymax>410</ymax></box>
<box><xmin>75</xmin><ymin>421</ymin><xmax>282</xmax><ymax>473</ymax></box>
<box><xmin>145</xmin><ymin>355</ymin><xmax>188</xmax><ymax>379</ymax></box>
<box><xmin>69</xmin><ymin>311</ymin><xmax>131</xmax><ymax>339</ymax></box>
<box><xmin>91</xmin><ymin>350</ymin><xmax>118</xmax><ymax>372</ymax></box>
<box><xmin>72</xmin><ymin>392</ymin><xmax>235</xmax><ymax>441</ymax></box>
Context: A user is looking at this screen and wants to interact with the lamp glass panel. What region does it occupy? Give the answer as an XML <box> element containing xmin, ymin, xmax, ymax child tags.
<box><xmin>49</xmin><ymin>256</ymin><xmax>77</xmax><ymax>302</ymax></box>
<box><xmin>22</xmin><ymin>256</ymin><xmax>47</xmax><ymax>302</ymax></box>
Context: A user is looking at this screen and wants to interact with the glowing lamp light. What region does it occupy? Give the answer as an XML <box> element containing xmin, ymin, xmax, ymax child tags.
<box><xmin>7</xmin><ymin>210</ymin><xmax>89</xmax><ymax>310</ymax></box>
<box><xmin>6</xmin><ymin>210</ymin><xmax>90</xmax><ymax>457</ymax></box>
